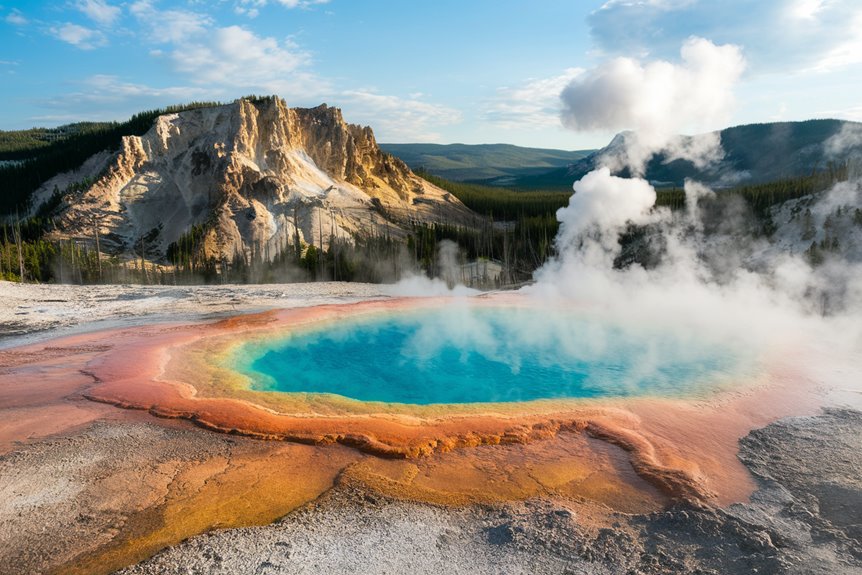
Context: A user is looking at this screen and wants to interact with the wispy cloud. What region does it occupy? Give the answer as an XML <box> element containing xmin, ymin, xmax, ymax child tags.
<box><xmin>786</xmin><ymin>0</ymin><xmax>826</xmax><ymax>21</ymax></box>
<box><xmin>50</xmin><ymin>22</ymin><xmax>107</xmax><ymax>49</ymax></box>
<box><xmin>275</xmin><ymin>0</ymin><xmax>330</xmax><ymax>7</ymax></box>
<box><xmin>34</xmin><ymin>75</ymin><xmax>212</xmax><ymax>123</ymax></box>
<box><xmin>33</xmin><ymin>0</ymin><xmax>453</xmax><ymax>143</ymax></box>
<box><xmin>75</xmin><ymin>0</ymin><xmax>121</xmax><ymax>27</ymax></box>
<box><xmin>5</xmin><ymin>8</ymin><xmax>28</xmax><ymax>26</ymax></box>
<box><xmin>588</xmin><ymin>0</ymin><xmax>862</xmax><ymax>74</ymax></box>
<box><xmin>340</xmin><ymin>90</ymin><xmax>461</xmax><ymax>142</ymax></box>
<box><xmin>483</xmin><ymin>68</ymin><xmax>584</xmax><ymax>130</ymax></box>
<box><xmin>806</xmin><ymin>9</ymin><xmax>862</xmax><ymax>72</ymax></box>
<box><xmin>167</xmin><ymin>26</ymin><xmax>325</xmax><ymax>94</ymax></box>
<box><xmin>818</xmin><ymin>104</ymin><xmax>862</xmax><ymax>123</ymax></box>
<box><xmin>130</xmin><ymin>1</ymin><xmax>212</xmax><ymax>44</ymax></box>
<box><xmin>127</xmin><ymin>1</ymin><xmax>330</xmax><ymax>101</ymax></box>
<box><xmin>72</xmin><ymin>75</ymin><xmax>208</xmax><ymax>102</ymax></box>
<box><xmin>233</xmin><ymin>0</ymin><xmax>330</xmax><ymax>18</ymax></box>
<box><xmin>0</xmin><ymin>59</ymin><xmax>20</xmax><ymax>74</ymax></box>
<box><xmin>236</xmin><ymin>0</ymin><xmax>330</xmax><ymax>9</ymax></box>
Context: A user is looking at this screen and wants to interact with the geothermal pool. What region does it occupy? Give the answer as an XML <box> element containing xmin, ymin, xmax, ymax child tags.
<box><xmin>7</xmin><ymin>294</ymin><xmax>816</xmax><ymax>519</ymax></box>
<box><xmin>233</xmin><ymin>306</ymin><xmax>749</xmax><ymax>405</ymax></box>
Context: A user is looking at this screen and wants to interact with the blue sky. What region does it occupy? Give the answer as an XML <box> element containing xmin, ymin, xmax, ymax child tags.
<box><xmin>2</xmin><ymin>0</ymin><xmax>861</xmax><ymax>149</ymax></box>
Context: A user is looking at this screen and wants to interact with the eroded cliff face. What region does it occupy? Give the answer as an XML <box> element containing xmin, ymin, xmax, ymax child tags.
<box><xmin>39</xmin><ymin>96</ymin><xmax>472</xmax><ymax>261</ymax></box>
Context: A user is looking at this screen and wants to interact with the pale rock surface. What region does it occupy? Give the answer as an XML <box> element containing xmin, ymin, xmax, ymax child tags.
<box><xmin>29</xmin><ymin>97</ymin><xmax>474</xmax><ymax>261</ymax></box>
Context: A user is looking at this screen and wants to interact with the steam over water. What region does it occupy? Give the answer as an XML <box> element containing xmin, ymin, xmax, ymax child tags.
<box><xmin>245</xmin><ymin>37</ymin><xmax>861</xmax><ymax>407</ymax></box>
<box><xmin>236</xmin><ymin>306</ymin><xmax>751</xmax><ymax>405</ymax></box>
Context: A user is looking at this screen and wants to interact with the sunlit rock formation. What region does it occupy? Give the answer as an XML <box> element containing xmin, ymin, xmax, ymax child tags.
<box><xmin>34</xmin><ymin>96</ymin><xmax>473</xmax><ymax>262</ymax></box>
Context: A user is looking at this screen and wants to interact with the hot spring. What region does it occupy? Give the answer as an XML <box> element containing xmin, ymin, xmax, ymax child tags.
<box><xmin>231</xmin><ymin>304</ymin><xmax>754</xmax><ymax>405</ymax></box>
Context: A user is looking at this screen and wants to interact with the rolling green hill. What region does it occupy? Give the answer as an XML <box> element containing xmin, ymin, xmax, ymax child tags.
<box><xmin>446</xmin><ymin>119</ymin><xmax>862</xmax><ymax>191</ymax></box>
<box><xmin>379</xmin><ymin>142</ymin><xmax>593</xmax><ymax>185</ymax></box>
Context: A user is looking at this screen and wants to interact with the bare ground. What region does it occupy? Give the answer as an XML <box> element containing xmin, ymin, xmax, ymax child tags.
<box><xmin>106</xmin><ymin>409</ymin><xmax>859</xmax><ymax>575</ymax></box>
<box><xmin>1</xmin><ymin>280</ymin><xmax>860</xmax><ymax>574</ymax></box>
<box><xmin>0</xmin><ymin>281</ymin><xmax>388</xmax><ymax>346</ymax></box>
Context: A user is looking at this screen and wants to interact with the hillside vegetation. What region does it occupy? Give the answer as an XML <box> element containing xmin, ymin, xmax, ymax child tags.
<box><xmin>437</xmin><ymin>119</ymin><xmax>862</xmax><ymax>192</ymax></box>
<box><xmin>381</xmin><ymin>142</ymin><xmax>592</xmax><ymax>184</ymax></box>
<box><xmin>1</xmin><ymin>106</ymin><xmax>857</xmax><ymax>287</ymax></box>
<box><xmin>561</xmin><ymin>119</ymin><xmax>862</xmax><ymax>189</ymax></box>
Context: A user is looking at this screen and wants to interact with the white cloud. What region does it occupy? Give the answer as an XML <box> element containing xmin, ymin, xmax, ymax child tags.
<box><xmin>36</xmin><ymin>75</ymin><xmax>212</xmax><ymax>120</ymax></box>
<box><xmin>235</xmin><ymin>6</ymin><xmax>260</xmax><ymax>18</ymax></box>
<box><xmin>130</xmin><ymin>2</ymin><xmax>324</xmax><ymax>98</ymax></box>
<box><xmin>77</xmin><ymin>75</ymin><xmax>208</xmax><ymax>101</ymax></box>
<box><xmin>589</xmin><ymin>0</ymin><xmax>862</xmax><ymax>75</ymax></box>
<box><xmin>168</xmin><ymin>25</ymin><xmax>312</xmax><ymax>88</ymax></box>
<box><xmin>50</xmin><ymin>22</ymin><xmax>107</xmax><ymax>49</ymax></box>
<box><xmin>819</xmin><ymin>104</ymin><xmax>862</xmax><ymax>123</ymax></box>
<box><xmin>598</xmin><ymin>0</ymin><xmax>695</xmax><ymax>10</ymax></box>
<box><xmin>484</xmin><ymin>68</ymin><xmax>584</xmax><ymax>130</ymax></box>
<box><xmin>236</xmin><ymin>0</ymin><xmax>330</xmax><ymax>9</ymax></box>
<box><xmin>230</xmin><ymin>0</ymin><xmax>329</xmax><ymax>15</ymax></box>
<box><xmin>560</xmin><ymin>37</ymin><xmax>746</xmax><ymax>172</ymax></box>
<box><xmin>5</xmin><ymin>8</ymin><xmax>28</xmax><ymax>25</ymax></box>
<box><xmin>807</xmin><ymin>10</ymin><xmax>862</xmax><ymax>71</ymax></box>
<box><xmin>130</xmin><ymin>1</ymin><xmax>212</xmax><ymax>44</ymax></box>
<box><xmin>75</xmin><ymin>0</ymin><xmax>121</xmax><ymax>26</ymax></box>
<box><xmin>786</xmin><ymin>0</ymin><xmax>826</xmax><ymax>21</ymax></box>
<box><xmin>340</xmin><ymin>90</ymin><xmax>462</xmax><ymax>142</ymax></box>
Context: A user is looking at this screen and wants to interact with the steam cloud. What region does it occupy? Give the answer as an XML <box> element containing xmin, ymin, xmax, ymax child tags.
<box><xmin>393</xmin><ymin>36</ymin><xmax>861</xmax><ymax>398</ymax></box>
<box><xmin>385</xmin><ymin>36</ymin><xmax>860</xmax><ymax>400</ymax></box>
<box><xmin>560</xmin><ymin>37</ymin><xmax>746</xmax><ymax>174</ymax></box>
<box><xmin>385</xmin><ymin>240</ymin><xmax>479</xmax><ymax>297</ymax></box>
<box><xmin>524</xmin><ymin>36</ymin><xmax>862</xmax><ymax>392</ymax></box>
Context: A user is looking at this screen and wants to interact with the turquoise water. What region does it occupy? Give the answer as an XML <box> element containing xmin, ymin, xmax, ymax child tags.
<box><xmin>236</xmin><ymin>307</ymin><xmax>747</xmax><ymax>405</ymax></box>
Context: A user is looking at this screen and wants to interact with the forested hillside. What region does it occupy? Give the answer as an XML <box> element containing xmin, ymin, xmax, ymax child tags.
<box><xmin>0</xmin><ymin>101</ymin><xmax>222</xmax><ymax>215</ymax></box>
<box><xmin>2</xmin><ymin>104</ymin><xmax>858</xmax><ymax>288</ymax></box>
<box><xmin>380</xmin><ymin>143</ymin><xmax>592</xmax><ymax>184</ymax></box>
<box><xmin>559</xmin><ymin>119</ymin><xmax>862</xmax><ymax>189</ymax></box>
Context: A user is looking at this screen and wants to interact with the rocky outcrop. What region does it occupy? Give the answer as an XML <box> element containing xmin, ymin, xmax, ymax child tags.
<box><xmin>40</xmin><ymin>96</ymin><xmax>473</xmax><ymax>262</ymax></box>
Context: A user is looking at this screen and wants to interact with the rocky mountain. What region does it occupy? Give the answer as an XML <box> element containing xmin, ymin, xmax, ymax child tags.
<box><xmin>28</xmin><ymin>96</ymin><xmax>474</xmax><ymax>262</ymax></box>
<box><xmin>379</xmin><ymin>143</ymin><xmax>593</xmax><ymax>185</ymax></box>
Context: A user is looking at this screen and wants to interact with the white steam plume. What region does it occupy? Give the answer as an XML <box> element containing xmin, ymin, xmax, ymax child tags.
<box><xmin>825</xmin><ymin>122</ymin><xmax>862</xmax><ymax>179</ymax></box>
<box><xmin>553</xmin><ymin>167</ymin><xmax>657</xmax><ymax>267</ymax></box>
<box><xmin>383</xmin><ymin>36</ymin><xmax>859</xmax><ymax>404</ymax></box>
<box><xmin>385</xmin><ymin>240</ymin><xmax>479</xmax><ymax>297</ymax></box>
<box><xmin>560</xmin><ymin>37</ymin><xmax>746</xmax><ymax>174</ymax></box>
<box><xmin>515</xmin><ymin>34</ymin><xmax>862</xmax><ymax>397</ymax></box>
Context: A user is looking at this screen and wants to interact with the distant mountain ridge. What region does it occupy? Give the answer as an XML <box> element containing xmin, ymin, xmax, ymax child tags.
<box><xmin>551</xmin><ymin>119</ymin><xmax>862</xmax><ymax>189</ymax></box>
<box><xmin>386</xmin><ymin>120</ymin><xmax>862</xmax><ymax>191</ymax></box>
<box><xmin>379</xmin><ymin>143</ymin><xmax>593</xmax><ymax>186</ymax></box>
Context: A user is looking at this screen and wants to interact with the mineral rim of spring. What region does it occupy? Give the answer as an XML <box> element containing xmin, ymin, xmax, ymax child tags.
<box><xmin>73</xmin><ymin>297</ymin><xmax>812</xmax><ymax>512</ymax></box>
<box><xmin>232</xmin><ymin>306</ymin><xmax>751</xmax><ymax>405</ymax></box>
<box><xmin>0</xmin><ymin>295</ymin><xmax>831</xmax><ymax>575</ymax></box>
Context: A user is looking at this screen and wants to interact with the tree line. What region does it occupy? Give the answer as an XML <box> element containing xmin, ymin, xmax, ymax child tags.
<box><xmin>5</xmin><ymin>167</ymin><xmax>853</xmax><ymax>286</ymax></box>
<box><xmin>1</xmin><ymin>129</ymin><xmax>855</xmax><ymax>286</ymax></box>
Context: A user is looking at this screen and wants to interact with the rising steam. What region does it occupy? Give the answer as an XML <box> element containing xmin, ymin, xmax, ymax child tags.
<box><xmin>560</xmin><ymin>37</ymin><xmax>746</xmax><ymax>174</ymax></box>
<box><xmin>526</xmin><ymin>36</ymin><xmax>862</xmax><ymax>393</ymax></box>
<box><xmin>388</xmin><ymin>38</ymin><xmax>862</xmax><ymax>400</ymax></box>
<box><xmin>395</xmin><ymin>36</ymin><xmax>861</xmax><ymax>397</ymax></box>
